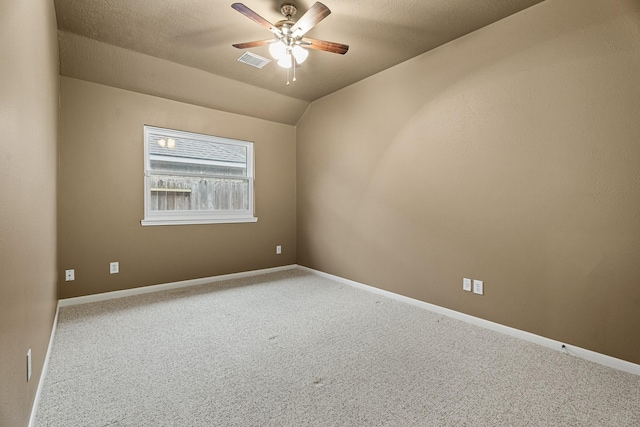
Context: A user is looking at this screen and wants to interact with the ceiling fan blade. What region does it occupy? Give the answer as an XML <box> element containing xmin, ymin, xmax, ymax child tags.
<box><xmin>233</xmin><ymin>40</ymin><xmax>272</xmax><ymax>49</ymax></box>
<box><xmin>301</xmin><ymin>38</ymin><xmax>349</xmax><ymax>55</ymax></box>
<box><xmin>291</xmin><ymin>2</ymin><xmax>331</xmax><ymax>38</ymax></box>
<box><xmin>231</xmin><ymin>3</ymin><xmax>280</xmax><ymax>35</ymax></box>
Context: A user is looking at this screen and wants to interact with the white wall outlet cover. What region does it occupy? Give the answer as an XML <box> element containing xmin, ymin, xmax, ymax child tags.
<box><xmin>276</xmin><ymin>245</ymin><xmax>282</xmax><ymax>254</ymax></box>
<box><xmin>65</xmin><ymin>269</ymin><xmax>75</xmax><ymax>281</ymax></box>
<box><xmin>110</xmin><ymin>262</ymin><xmax>119</xmax><ymax>274</ymax></box>
<box><xmin>463</xmin><ymin>278</ymin><xmax>472</xmax><ymax>292</ymax></box>
<box><xmin>473</xmin><ymin>280</ymin><xmax>484</xmax><ymax>295</ymax></box>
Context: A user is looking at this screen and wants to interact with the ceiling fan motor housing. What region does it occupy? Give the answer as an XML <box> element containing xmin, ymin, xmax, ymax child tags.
<box><xmin>275</xmin><ymin>20</ymin><xmax>295</xmax><ymax>37</ymax></box>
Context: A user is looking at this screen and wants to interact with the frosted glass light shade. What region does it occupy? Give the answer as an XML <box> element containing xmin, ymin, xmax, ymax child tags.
<box><xmin>269</xmin><ymin>41</ymin><xmax>287</xmax><ymax>59</ymax></box>
<box><xmin>277</xmin><ymin>54</ymin><xmax>293</xmax><ymax>68</ymax></box>
<box><xmin>292</xmin><ymin>45</ymin><xmax>308</xmax><ymax>64</ymax></box>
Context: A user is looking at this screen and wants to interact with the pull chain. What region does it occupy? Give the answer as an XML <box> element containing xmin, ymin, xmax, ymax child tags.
<box><xmin>285</xmin><ymin>53</ymin><xmax>297</xmax><ymax>85</ymax></box>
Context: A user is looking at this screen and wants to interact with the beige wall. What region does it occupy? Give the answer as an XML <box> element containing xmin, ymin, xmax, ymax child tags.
<box><xmin>58</xmin><ymin>77</ymin><xmax>296</xmax><ymax>299</ymax></box>
<box><xmin>0</xmin><ymin>0</ymin><xmax>59</xmax><ymax>425</ymax></box>
<box><xmin>297</xmin><ymin>0</ymin><xmax>640</xmax><ymax>364</ymax></box>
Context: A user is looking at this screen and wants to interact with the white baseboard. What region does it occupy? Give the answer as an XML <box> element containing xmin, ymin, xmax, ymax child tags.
<box><xmin>29</xmin><ymin>303</ymin><xmax>60</xmax><ymax>427</ymax></box>
<box><xmin>297</xmin><ymin>265</ymin><xmax>640</xmax><ymax>377</ymax></box>
<box><xmin>58</xmin><ymin>264</ymin><xmax>297</xmax><ymax>307</ymax></box>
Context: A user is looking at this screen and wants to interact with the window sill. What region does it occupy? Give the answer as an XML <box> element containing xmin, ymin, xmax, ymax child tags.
<box><xmin>141</xmin><ymin>217</ymin><xmax>258</xmax><ymax>226</ymax></box>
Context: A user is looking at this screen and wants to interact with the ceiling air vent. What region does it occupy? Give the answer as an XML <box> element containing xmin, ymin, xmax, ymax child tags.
<box><xmin>237</xmin><ymin>52</ymin><xmax>271</xmax><ymax>69</ymax></box>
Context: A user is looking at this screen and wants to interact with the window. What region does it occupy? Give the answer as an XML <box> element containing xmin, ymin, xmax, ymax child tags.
<box><xmin>141</xmin><ymin>126</ymin><xmax>256</xmax><ymax>226</ymax></box>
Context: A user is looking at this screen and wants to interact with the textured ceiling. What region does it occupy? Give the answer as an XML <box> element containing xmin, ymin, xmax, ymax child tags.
<box><xmin>54</xmin><ymin>0</ymin><xmax>546</xmax><ymax>103</ymax></box>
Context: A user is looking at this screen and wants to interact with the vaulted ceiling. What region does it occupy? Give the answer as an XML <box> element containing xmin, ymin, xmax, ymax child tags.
<box><xmin>54</xmin><ymin>0</ymin><xmax>545</xmax><ymax>123</ymax></box>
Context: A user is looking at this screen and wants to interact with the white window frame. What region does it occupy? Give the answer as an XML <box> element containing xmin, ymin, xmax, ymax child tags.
<box><xmin>141</xmin><ymin>126</ymin><xmax>257</xmax><ymax>226</ymax></box>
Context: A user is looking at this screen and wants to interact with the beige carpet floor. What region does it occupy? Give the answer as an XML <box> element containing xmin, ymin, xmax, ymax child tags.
<box><xmin>35</xmin><ymin>269</ymin><xmax>640</xmax><ymax>426</ymax></box>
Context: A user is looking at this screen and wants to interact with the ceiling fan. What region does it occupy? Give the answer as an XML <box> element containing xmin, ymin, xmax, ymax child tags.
<box><xmin>231</xmin><ymin>2</ymin><xmax>349</xmax><ymax>85</ymax></box>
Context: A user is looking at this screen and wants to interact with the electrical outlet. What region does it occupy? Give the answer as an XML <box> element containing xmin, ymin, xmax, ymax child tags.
<box><xmin>473</xmin><ymin>280</ymin><xmax>484</xmax><ymax>295</ymax></box>
<box><xmin>276</xmin><ymin>245</ymin><xmax>282</xmax><ymax>255</ymax></box>
<box><xmin>110</xmin><ymin>262</ymin><xmax>119</xmax><ymax>274</ymax></box>
<box><xmin>27</xmin><ymin>349</ymin><xmax>32</xmax><ymax>381</ymax></box>
<box><xmin>65</xmin><ymin>269</ymin><xmax>75</xmax><ymax>281</ymax></box>
<box><xmin>463</xmin><ymin>278</ymin><xmax>472</xmax><ymax>292</ymax></box>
